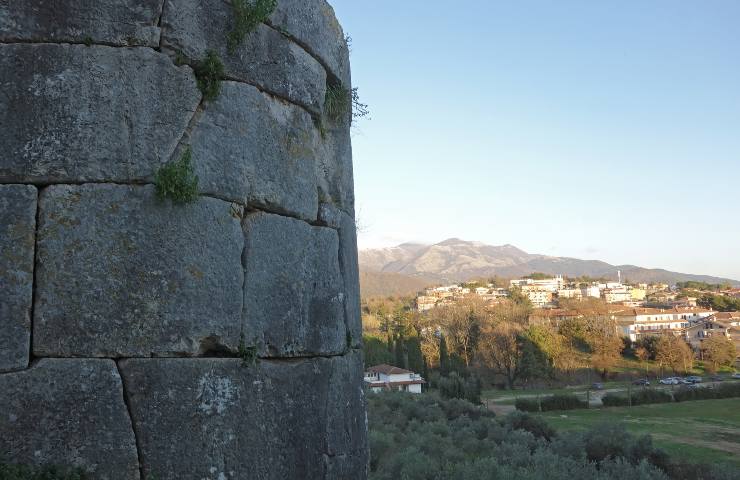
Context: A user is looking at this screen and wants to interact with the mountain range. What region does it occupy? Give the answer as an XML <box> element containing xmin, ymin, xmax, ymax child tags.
<box><xmin>359</xmin><ymin>238</ymin><xmax>740</xmax><ymax>297</ymax></box>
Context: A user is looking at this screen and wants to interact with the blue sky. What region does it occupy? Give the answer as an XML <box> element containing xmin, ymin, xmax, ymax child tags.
<box><xmin>330</xmin><ymin>1</ymin><xmax>740</xmax><ymax>280</ymax></box>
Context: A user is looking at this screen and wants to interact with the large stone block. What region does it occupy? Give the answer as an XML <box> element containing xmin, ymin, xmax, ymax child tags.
<box><xmin>161</xmin><ymin>0</ymin><xmax>326</xmax><ymax>115</ymax></box>
<box><xmin>243</xmin><ymin>212</ymin><xmax>346</xmax><ymax>357</ymax></box>
<box><xmin>339</xmin><ymin>212</ymin><xmax>362</xmax><ymax>349</ymax></box>
<box><xmin>317</xmin><ymin>204</ymin><xmax>361</xmax><ymax>349</ymax></box>
<box><xmin>189</xmin><ymin>82</ymin><xmax>319</xmax><ymax>221</ymax></box>
<box><xmin>118</xmin><ymin>352</ymin><xmax>367</xmax><ymax>480</ymax></box>
<box><xmin>0</xmin><ymin>44</ymin><xmax>200</xmax><ymax>184</ymax></box>
<box><xmin>34</xmin><ymin>184</ymin><xmax>244</xmax><ymax>357</ymax></box>
<box><xmin>318</xmin><ymin>121</ymin><xmax>355</xmax><ymax>216</ymax></box>
<box><xmin>269</xmin><ymin>0</ymin><xmax>351</xmax><ymax>87</ymax></box>
<box><xmin>0</xmin><ymin>185</ymin><xmax>36</xmax><ymax>372</ymax></box>
<box><xmin>0</xmin><ymin>0</ymin><xmax>164</xmax><ymax>47</ymax></box>
<box><xmin>0</xmin><ymin>359</ymin><xmax>140</xmax><ymax>479</ymax></box>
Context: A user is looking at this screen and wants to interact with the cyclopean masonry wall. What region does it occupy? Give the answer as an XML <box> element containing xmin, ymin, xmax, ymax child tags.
<box><xmin>0</xmin><ymin>1</ymin><xmax>367</xmax><ymax>479</ymax></box>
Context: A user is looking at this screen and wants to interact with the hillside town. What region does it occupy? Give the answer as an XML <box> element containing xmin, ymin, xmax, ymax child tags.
<box><xmin>413</xmin><ymin>274</ymin><xmax>740</xmax><ymax>357</ymax></box>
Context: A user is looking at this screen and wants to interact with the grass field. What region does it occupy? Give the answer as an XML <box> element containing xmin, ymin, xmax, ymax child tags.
<box><xmin>536</xmin><ymin>398</ymin><xmax>740</xmax><ymax>466</ymax></box>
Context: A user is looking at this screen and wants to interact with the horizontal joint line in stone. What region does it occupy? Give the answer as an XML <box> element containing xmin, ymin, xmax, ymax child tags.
<box><xmin>263</xmin><ymin>21</ymin><xmax>343</xmax><ymax>87</ymax></box>
<box><xmin>0</xmin><ymin>39</ymin><xmax>159</xmax><ymax>50</ymax></box>
<box><xmin>0</xmin><ymin>182</ymin><xmax>340</xmax><ymax>229</ymax></box>
<box><xmin>29</xmin><ymin>351</ymin><xmax>357</xmax><ymax>362</ymax></box>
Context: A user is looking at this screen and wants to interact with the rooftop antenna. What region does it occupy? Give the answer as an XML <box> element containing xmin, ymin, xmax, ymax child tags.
<box><xmin>618</xmin><ymin>270</ymin><xmax>622</xmax><ymax>284</ymax></box>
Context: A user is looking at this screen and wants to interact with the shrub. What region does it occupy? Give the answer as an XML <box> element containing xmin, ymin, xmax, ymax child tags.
<box><xmin>674</xmin><ymin>382</ymin><xmax>740</xmax><ymax>402</ymax></box>
<box><xmin>514</xmin><ymin>397</ymin><xmax>540</xmax><ymax>412</ymax></box>
<box><xmin>438</xmin><ymin>372</ymin><xmax>481</xmax><ymax>404</ymax></box>
<box><xmin>602</xmin><ymin>389</ymin><xmax>672</xmax><ymax>407</ymax></box>
<box><xmin>540</xmin><ymin>394</ymin><xmax>587</xmax><ymax>411</ymax></box>
<box><xmin>154</xmin><ymin>147</ymin><xmax>199</xmax><ymax>203</ymax></box>
<box><xmin>227</xmin><ymin>0</ymin><xmax>277</xmax><ymax>53</ymax></box>
<box><xmin>601</xmin><ymin>393</ymin><xmax>630</xmax><ymax>407</ymax></box>
<box><xmin>631</xmin><ymin>389</ymin><xmax>672</xmax><ymax>406</ymax></box>
<box><xmin>504</xmin><ymin>411</ymin><xmax>556</xmax><ymax>440</ymax></box>
<box><xmin>194</xmin><ymin>51</ymin><xmax>224</xmax><ymax>101</ymax></box>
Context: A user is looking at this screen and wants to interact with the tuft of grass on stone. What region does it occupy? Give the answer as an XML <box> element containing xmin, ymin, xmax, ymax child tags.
<box><xmin>324</xmin><ymin>84</ymin><xmax>369</xmax><ymax>124</ymax></box>
<box><xmin>174</xmin><ymin>50</ymin><xmax>188</xmax><ymax>67</ymax></box>
<box><xmin>194</xmin><ymin>51</ymin><xmax>224</xmax><ymax>101</ymax></box>
<box><xmin>83</xmin><ymin>36</ymin><xmax>93</xmax><ymax>47</ymax></box>
<box><xmin>227</xmin><ymin>0</ymin><xmax>277</xmax><ymax>54</ymax></box>
<box><xmin>324</xmin><ymin>84</ymin><xmax>351</xmax><ymax>123</ymax></box>
<box><xmin>154</xmin><ymin>147</ymin><xmax>199</xmax><ymax>204</ymax></box>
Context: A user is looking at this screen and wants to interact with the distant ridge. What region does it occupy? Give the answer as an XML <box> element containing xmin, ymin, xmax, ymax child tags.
<box><xmin>359</xmin><ymin>238</ymin><xmax>740</xmax><ymax>292</ymax></box>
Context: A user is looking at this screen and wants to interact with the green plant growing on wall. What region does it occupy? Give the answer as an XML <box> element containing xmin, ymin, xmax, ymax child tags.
<box><xmin>324</xmin><ymin>85</ymin><xmax>370</xmax><ymax>124</ymax></box>
<box><xmin>324</xmin><ymin>84</ymin><xmax>351</xmax><ymax>123</ymax></box>
<box><xmin>227</xmin><ymin>0</ymin><xmax>278</xmax><ymax>54</ymax></box>
<box><xmin>154</xmin><ymin>147</ymin><xmax>199</xmax><ymax>204</ymax></box>
<box><xmin>238</xmin><ymin>333</ymin><xmax>259</xmax><ymax>367</ymax></box>
<box><xmin>194</xmin><ymin>51</ymin><xmax>224</xmax><ymax>101</ymax></box>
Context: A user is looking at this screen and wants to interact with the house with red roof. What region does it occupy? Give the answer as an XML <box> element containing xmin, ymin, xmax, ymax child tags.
<box><xmin>364</xmin><ymin>364</ymin><xmax>425</xmax><ymax>394</ymax></box>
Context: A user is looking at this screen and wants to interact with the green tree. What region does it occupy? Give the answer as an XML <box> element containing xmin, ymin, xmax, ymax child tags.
<box><xmin>655</xmin><ymin>335</ymin><xmax>694</xmax><ymax>374</ymax></box>
<box><xmin>363</xmin><ymin>335</ymin><xmax>394</xmax><ymax>366</ymax></box>
<box><xmin>394</xmin><ymin>335</ymin><xmax>407</xmax><ymax>369</ymax></box>
<box><xmin>439</xmin><ymin>334</ymin><xmax>450</xmax><ymax>376</ymax></box>
<box><xmin>584</xmin><ymin>318</ymin><xmax>624</xmax><ymax>379</ymax></box>
<box><xmin>406</xmin><ymin>337</ymin><xmax>424</xmax><ymax>374</ymax></box>
<box><xmin>701</xmin><ymin>336</ymin><xmax>736</xmax><ymax>373</ymax></box>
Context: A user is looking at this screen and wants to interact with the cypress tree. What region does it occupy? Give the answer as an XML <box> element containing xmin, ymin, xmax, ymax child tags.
<box><xmin>394</xmin><ymin>335</ymin><xmax>406</xmax><ymax>368</ymax></box>
<box><xmin>439</xmin><ymin>334</ymin><xmax>450</xmax><ymax>376</ymax></box>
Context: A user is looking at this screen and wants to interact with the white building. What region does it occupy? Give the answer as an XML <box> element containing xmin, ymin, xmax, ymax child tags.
<box><xmin>614</xmin><ymin>307</ymin><xmax>715</xmax><ymax>342</ymax></box>
<box><xmin>364</xmin><ymin>364</ymin><xmax>425</xmax><ymax>393</ymax></box>
<box><xmin>510</xmin><ymin>275</ymin><xmax>564</xmax><ymax>293</ymax></box>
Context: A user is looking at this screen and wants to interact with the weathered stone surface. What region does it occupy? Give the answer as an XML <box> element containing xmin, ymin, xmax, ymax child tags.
<box><xmin>34</xmin><ymin>185</ymin><xmax>244</xmax><ymax>357</ymax></box>
<box><xmin>339</xmin><ymin>213</ymin><xmax>362</xmax><ymax>349</ymax></box>
<box><xmin>0</xmin><ymin>0</ymin><xmax>163</xmax><ymax>47</ymax></box>
<box><xmin>0</xmin><ymin>185</ymin><xmax>36</xmax><ymax>372</ymax></box>
<box><xmin>189</xmin><ymin>82</ymin><xmax>319</xmax><ymax>221</ymax></box>
<box><xmin>318</xmin><ymin>121</ymin><xmax>355</xmax><ymax>216</ymax></box>
<box><xmin>161</xmin><ymin>0</ymin><xmax>326</xmax><ymax>115</ymax></box>
<box><xmin>0</xmin><ymin>44</ymin><xmax>200</xmax><ymax>184</ymax></box>
<box><xmin>317</xmin><ymin>204</ymin><xmax>361</xmax><ymax>349</ymax></box>
<box><xmin>269</xmin><ymin>0</ymin><xmax>351</xmax><ymax>87</ymax></box>
<box><xmin>119</xmin><ymin>351</ymin><xmax>367</xmax><ymax>480</ymax></box>
<box><xmin>243</xmin><ymin>212</ymin><xmax>345</xmax><ymax>356</ymax></box>
<box><xmin>0</xmin><ymin>359</ymin><xmax>140</xmax><ymax>479</ymax></box>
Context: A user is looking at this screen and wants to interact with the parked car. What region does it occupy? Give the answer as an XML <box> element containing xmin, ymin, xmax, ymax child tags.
<box><xmin>632</xmin><ymin>379</ymin><xmax>650</xmax><ymax>386</ymax></box>
<box><xmin>732</xmin><ymin>372</ymin><xmax>740</xmax><ymax>379</ymax></box>
<box><xmin>710</xmin><ymin>375</ymin><xmax>724</xmax><ymax>382</ymax></box>
<box><xmin>686</xmin><ymin>376</ymin><xmax>703</xmax><ymax>383</ymax></box>
<box><xmin>659</xmin><ymin>377</ymin><xmax>679</xmax><ymax>385</ymax></box>
<box><xmin>591</xmin><ymin>382</ymin><xmax>604</xmax><ymax>390</ymax></box>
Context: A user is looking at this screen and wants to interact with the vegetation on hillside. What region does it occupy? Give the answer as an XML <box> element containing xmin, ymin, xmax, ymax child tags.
<box><xmin>697</xmin><ymin>293</ymin><xmax>740</xmax><ymax>312</ymax></box>
<box><xmin>367</xmin><ymin>392</ymin><xmax>739</xmax><ymax>480</ymax></box>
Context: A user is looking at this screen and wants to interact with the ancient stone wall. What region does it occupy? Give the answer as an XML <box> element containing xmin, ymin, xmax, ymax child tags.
<box><xmin>0</xmin><ymin>1</ymin><xmax>367</xmax><ymax>478</ymax></box>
